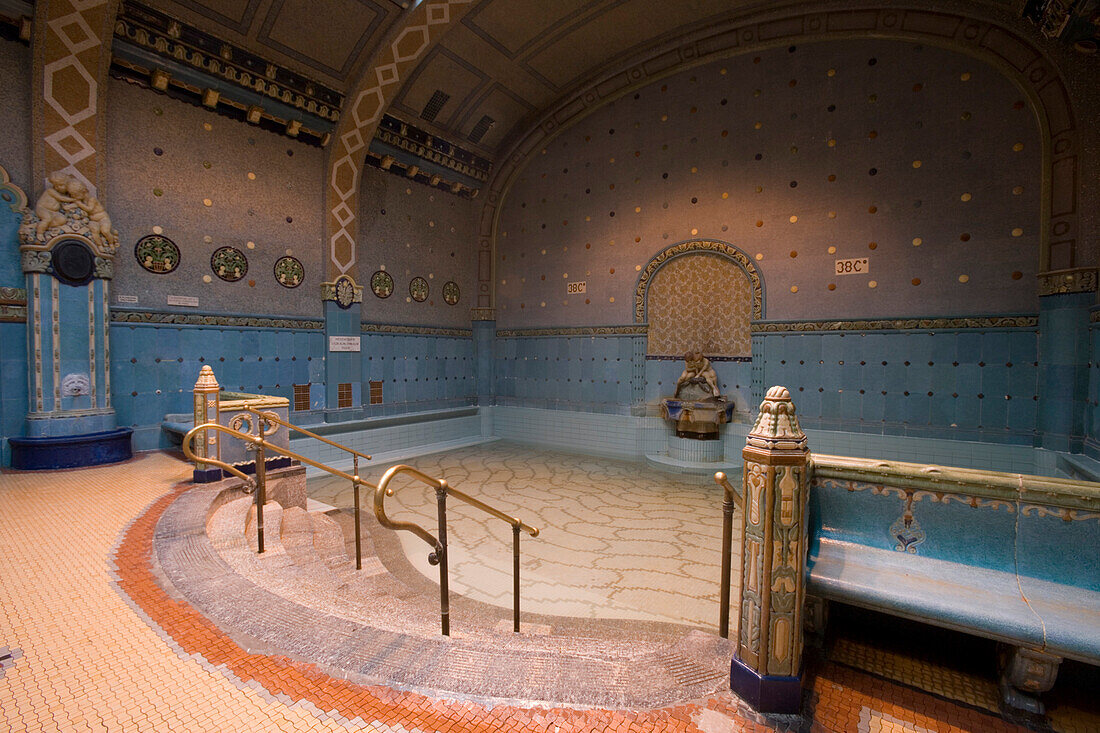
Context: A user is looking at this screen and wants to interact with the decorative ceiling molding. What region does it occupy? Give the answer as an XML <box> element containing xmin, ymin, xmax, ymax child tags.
<box><xmin>255</xmin><ymin>0</ymin><xmax>387</xmax><ymax>80</ymax></box>
<box><xmin>473</xmin><ymin>3</ymin><xmax>1080</xmax><ymax>310</ymax></box>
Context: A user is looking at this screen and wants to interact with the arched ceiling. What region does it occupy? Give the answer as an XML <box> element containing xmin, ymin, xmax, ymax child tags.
<box><xmin>130</xmin><ymin>0</ymin><xmax>1062</xmax><ymax>164</ymax></box>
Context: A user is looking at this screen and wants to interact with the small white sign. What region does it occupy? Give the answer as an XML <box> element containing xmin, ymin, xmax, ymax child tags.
<box><xmin>167</xmin><ymin>295</ymin><xmax>200</xmax><ymax>307</ymax></box>
<box><xmin>566</xmin><ymin>281</ymin><xmax>587</xmax><ymax>294</ymax></box>
<box><xmin>329</xmin><ymin>336</ymin><xmax>361</xmax><ymax>352</ymax></box>
<box><xmin>835</xmin><ymin>257</ymin><xmax>870</xmax><ymax>276</ymax></box>
<box><xmin>117</xmin><ymin>294</ymin><xmax>138</xmax><ymax>304</ymax></box>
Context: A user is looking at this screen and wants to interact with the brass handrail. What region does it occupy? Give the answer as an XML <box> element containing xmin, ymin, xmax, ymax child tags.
<box><xmin>714</xmin><ymin>471</ymin><xmax>743</xmax><ymax>640</ymax></box>
<box><xmin>242</xmin><ymin>406</ymin><xmax>372</xmax><ymax>462</ymax></box>
<box><xmin>181</xmin><ymin>419</ymin><xmax>539</xmax><ymax>636</ymax></box>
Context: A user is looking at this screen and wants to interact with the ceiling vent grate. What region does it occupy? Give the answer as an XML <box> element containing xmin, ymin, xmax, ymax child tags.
<box><xmin>420</xmin><ymin>90</ymin><xmax>451</xmax><ymax>122</ymax></box>
<box><xmin>468</xmin><ymin>115</ymin><xmax>495</xmax><ymax>144</ymax></box>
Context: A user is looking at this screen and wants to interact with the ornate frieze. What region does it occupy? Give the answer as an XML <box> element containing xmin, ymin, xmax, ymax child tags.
<box><xmin>114</xmin><ymin>3</ymin><xmax>342</xmax><ymax>124</ymax></box>
<box><xmin>375</xmin><ymin>115</ymin><xmax>491</xmax><ymax>183</ymax></box>
<box><xmin>0</xmin><ymin>304</ymin><xmax>27</xmax><ymax>323</ymax></box>
<box><xmin>361</xmin><ymin>323</ymin><xmax>472</xmax><ymax>338</ymax></box>
<box><xmin>1037</xmin><ymin>268</ymin><xmax>1098</xmax><ymax>296</ymax></box>
<box><xmin>635</xmin><ymin>240</ymin><xmax>762</xmax><ymax>324</ymax></box>
<box><xmin>0</xmin><ymin>288</ymin><xmax>27</xmax><ymax>305</ymax></box>
<box><xmin>496</xmin><ymin>325</ymin><xmax>648</xmax><ymax>338</ymax></box>
<box><xmin>753</xmin><ymin>316</ymin><xmax>1039</xmax><ymax>333</ymax></box>
<box><xmin>110</xmin><ymin>310</ymin><xmax>324</xmax><ymax>330</ymax></box>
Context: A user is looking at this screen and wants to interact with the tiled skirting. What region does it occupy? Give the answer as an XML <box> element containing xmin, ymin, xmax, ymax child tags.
<box><xmin>668</xmin><ymin>435</ymin><xmax>724</xmax><ymax>463</ymax></box>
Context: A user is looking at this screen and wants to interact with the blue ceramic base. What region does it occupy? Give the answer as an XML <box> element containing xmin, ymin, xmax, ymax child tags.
<box><xmin>192</xmin><ymin>456</ymin><xmax>293</xmax><ymax>483</ymax></box>
<box><xmin>730</xmin><ymin>656</ymin><xmax>802</xmax><ymax>714</ymax></box>
<box><xmin>9</xmin><ymin>428</ymin><xmax>133</xmax><ymax>470</ymax></box>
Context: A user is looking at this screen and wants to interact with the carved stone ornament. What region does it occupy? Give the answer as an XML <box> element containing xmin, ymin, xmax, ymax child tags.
<box><xmin>321</xmin><ymin>276</ymin><xmax>363</xmax><ymax>309</ymax></box>
<box><xmin>19</xmin><ymin>171</ymin><xmax>120</xmax><ymax>259</ymax></box>
<box><xmin>1037</xmin><ymin>268</ymin><xmax>1098</xmax><ymax>296</ymax></box>
<box><xmin>21</xmin><ymin>250</ymin><xmax>51</xmax><ymax>274</ymax></box>
<box><xmin>745</xmin><ymin>386</ymin><xmax>808</xmax><ymax>453</ymax></box>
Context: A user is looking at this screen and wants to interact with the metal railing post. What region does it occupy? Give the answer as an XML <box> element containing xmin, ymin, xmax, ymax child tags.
<box><xmin>435</xmin><ymin>480</ymin><xmax>450</xmax><ymax>636</ymax></box>
<box><xmin>716</xmin><ymin>470</ymin><xmax>736</xmax><ymax>639</ymax></box>
<box><xmin>513</xmin><ymin>523</ymin><xmax>521</xmax><ymax>633</ymax></box>
<box><xmin>353</xmin><ymin>455</ymin><xmax>362</xmax><ymax>570</ymax></box>
<box><xmin>254</xmin><ymin>442</ymin><xmax>266</xmax><ymax>554</ymax></box>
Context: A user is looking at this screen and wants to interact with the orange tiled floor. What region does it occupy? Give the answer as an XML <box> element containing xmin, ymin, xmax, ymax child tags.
<box><xmin>0</xmin><ymin>452</ymin><xmax>1031</xmax><ymax>731</ymax></box>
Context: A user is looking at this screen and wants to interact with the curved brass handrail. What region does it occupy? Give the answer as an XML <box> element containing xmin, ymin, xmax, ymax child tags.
<box><xmin>242</xmin><ymin>406</ymin><xmax>372</xmax><ymax>462</ymax></box>
<box><xmin>180</xmin><ymin>424</ymin><xmax>256</xmax><ymax>490</ymax></box>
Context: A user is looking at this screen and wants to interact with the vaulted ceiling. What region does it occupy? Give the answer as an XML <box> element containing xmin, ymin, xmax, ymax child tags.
<box><xmin>136</xmin><ymin>0</ymin><xmax>1046</xmax><ymax>164</ymax></box>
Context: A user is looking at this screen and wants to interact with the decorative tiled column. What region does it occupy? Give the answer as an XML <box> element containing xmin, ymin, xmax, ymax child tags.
<box><xmin>191</xmin><ymin>365</ymin><xmax>220</xmax><ymax>482</ymax></box>
<box><xmin>471</xmin><ymin>308</ymin><xmax>494</xmax><ymax>406</ymax></box>
<box><xmin>732</xmin><ymin>386</ymin><xmax>809</xmax><ymax>714</ymax></box>
<box><xmin>321</xmin><ymin>277</ymin><xmax>363</xmax><ymax>421</ymax></box>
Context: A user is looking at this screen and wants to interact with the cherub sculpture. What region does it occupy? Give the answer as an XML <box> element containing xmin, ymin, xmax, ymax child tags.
<box><xmin>34</xmin><ymin>171</ymin><xmax>80</xmax><ymax>239</ymax></box>
<box><xmin>65</xmin><ymin>179</ymin><xmax>119</xmax><ymax>251</ymax></box>
<box><xmin>676</xmin><ymin>350</ymin><xmax>721</xmax><ymax>398</ymax></box>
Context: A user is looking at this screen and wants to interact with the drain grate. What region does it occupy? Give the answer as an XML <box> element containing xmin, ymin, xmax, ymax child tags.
<box><xmin>655</xmin><ymin>651</ymin><xmax>725</xmax><ymax>686</ymax></box>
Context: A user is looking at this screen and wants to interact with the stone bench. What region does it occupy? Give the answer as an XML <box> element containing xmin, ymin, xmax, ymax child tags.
<box><xmin>806</xmin><ymin>454</ymin><xmax>1100</xmax><ymax>714</ymax></box>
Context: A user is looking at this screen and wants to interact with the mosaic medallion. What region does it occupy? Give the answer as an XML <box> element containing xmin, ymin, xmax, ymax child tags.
<box><xmin>335</xmin><ymin>276</ymin><xmax>356</xmax><ymax>309</ymax></box>
<box><xmin>371</xmin><ymin>270</ymin><xmax>394</xmax><ymax>299</ymax></box>
<box><xmin>442</xmin><ymin>280</ymin><xmax>460</xmax><ymax>306</ymax></box>
<box><xmin>210</xmin><ymin>246</ymin><xmax>247</xmax><ymax>282</ymax></box>
<box><xmin>134</xmin><ymin>234</ymin><xmax>180</xmax><ymax>274</ymax></box>
<box><xmin>273</xmin><ymin>256</ymin><xmax>304</xmax><ymax>288</ymax></box>
<box><xmin>409</xmin><ymin>276</ymin><xmax>429</xmax><ymax>302</ymax></box>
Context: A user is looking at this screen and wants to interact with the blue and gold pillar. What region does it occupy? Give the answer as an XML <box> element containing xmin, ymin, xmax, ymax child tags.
<box><xmin>732</xmin><ymin>386</ymin><xmax>809</xmax><ymax>713</ymax></box>
<box><xmin>321</xmin><ymin>276</ymin><xmax>363</xmax><ymax>421</ymax></box>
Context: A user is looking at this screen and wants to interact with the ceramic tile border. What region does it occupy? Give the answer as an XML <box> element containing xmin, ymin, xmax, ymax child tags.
<box><xmin>497</xmin><ymin>325</ymin><xmax>647</xmax><ymax>338</ymax></box>
<box><xmin>109</xmin><ymin>308</ymin><xmax>325</xmax><ymax>330</ymax></box>
<box><xmin>752</xmin><ymin>316</ymin><xmax>1039</xmax><ymax>333</ymax></box>
<box><xmin>361</xmin><ymin>322</ymin><xmax>472</xmax><ymax>337</ymax></box>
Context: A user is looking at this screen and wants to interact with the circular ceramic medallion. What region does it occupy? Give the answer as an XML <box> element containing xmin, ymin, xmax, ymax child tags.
<box><xmin>134</xmin><ymin>234</ymin><xmax>181</xmax><ymax>274</ymax></box>
<box><xmin>409</xmin><ymin>276</ymin><xmax>429</xmax><ymax>302</ymax></box>
<box><xmin>371</xmin><ymin>270</ymin><xmax>394</xmax><ymax>299</ymax></box>
<box><xmin>335</xmin><ymin>276</ymin><xmax>356</xmax><ymax>308</ymax></box>
<box><xmin>210</xmin><ymin>246</ymin><xmax>247</xmax><ymax>282</ymax></box>
<box><xmin>273</xmin><ymin>256</ymin><xmax>304</xmax><ymax>288</ymax></box>
<box><xmin>442</xmin><ymin>280</ymin><xmax>460</xmax><ymax>305</ymax></box>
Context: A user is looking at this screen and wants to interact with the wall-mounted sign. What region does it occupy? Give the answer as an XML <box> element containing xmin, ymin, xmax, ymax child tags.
<box><xmin>166</xmin><ymin>295</ymin><xmax>199</xmax><ymax>307</ymax></box>
<box><xmin>835</xmin><ymin>258</ymin><xmax>870</xmax><ymax>275</ymax></box>
<box><xmin>117</xmin><ymin>294</ymin><xmax>138</xmax><ymax>304</ymax></box>
<box><xmin>567</xmin><ymin>281</ymin><xmax>587</xmax><ymax>294</ymax></box>
<box><xmin>328</xmin><ymin>336</ymin><xmax>361</xmax><ymax>352</ymax></box>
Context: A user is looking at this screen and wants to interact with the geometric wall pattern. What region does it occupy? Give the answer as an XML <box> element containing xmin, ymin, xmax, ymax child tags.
<box><xmin>647</xmin><ymin>254</ymin><xmax>752</xmax><ymax>357</ymax></box>
<box><xmin>34</xmin><ymin>0</ymin><xmax>118</xmax><ymax>196</ymax></box>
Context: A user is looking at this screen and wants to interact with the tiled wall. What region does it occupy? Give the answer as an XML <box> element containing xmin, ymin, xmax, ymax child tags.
<box><xmin>493</xmin><ymin>335</ymin><xmax>643</xmax><ymax>414</ymax></box>
<box><xmin>357</xmin><ymin>332</ymin><xmax>476</xmax><ymax>416</ymax></box>
<box><xmin>755</xmin><ymin>326</ymin><xmax>1039</xmax><ymax>444</ymax></box>
<box><xmin>0</xmin><ymin>321</ymin><xmax>27</xmax><ymax>466</ymax></box>
<box><xmin>1086</xmin><ymin>311</ymin><xmax>1100</xmax><ymax>461</ymax></box>
<box><xmin>109</xmin><ymin>318</ymin><xmax>324</xmax><ymax>451</ymax></box>
<box><xmin>495</xmin><ymin>38</ymin><xmax>1040</xmax><ymax>328</ymax></box>
<box><xmin>0</xmin><ymin>38</ymin><xmax>31</xmax><ymax>192</ymax></box>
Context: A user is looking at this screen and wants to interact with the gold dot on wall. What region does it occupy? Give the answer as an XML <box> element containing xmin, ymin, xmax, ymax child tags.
<box><xmin>561</xmin><ymin>272</ymin><xmax>567</xmax><ymax>278</ymax></box>
<box><xmin>827</xmin><ymin>174</ymin><xmax>837</xmax><ymax>182</ymax></box>
<box><xmin>1013</xmin><ymin>142</ymin><xmax>1024</xmax><ymax>151</ymax></box>
<box><xmin>691</xmin><ymin>228</ymin><xmax>699</xmax><ymax>235</ymax></box>
<box><xmin>828</xmin><ymin>138</ymin><xmax>837</xmax><ymax>147</ymax></box>
<box><xmin>690</xmin><ymin>166</ymin><xmax>698</xmax><ymax>173</ymax></box>
<box><xmin>912</xmin><ymin>278</ymin><xmax>922</xmax><ymax>286</ymax></box>
<box><xmin>153</xmin><ymin>188</ymin><xmax>163</xmax><ymax>197</ymax></box>
<box><xmin>960</xmin><ymin>72</ymin><xmax>972</xmax><ymax>81</ymax></box>
<box><xmin>868</xmin><ymin>280</ymin><xmax>878</xmax><ymax>288</ymax></box>
<box><xmin>1012</xmin><ymin>227</ymin><xmax>1023</xmax><ymax>237</ymax></box>
<box><xmin>203</xmin><ymin>122</ymin><xmax>212</xmax><ymax>131</ymax></box>
<box><xmin>961</xmin><ymin>193</ymin><xmax>972</xmax><ymax>202</ymax></box>
<box><xmin>961</xmin><ymin>111</ymin><xmax>972</xmax><ymax>120</ymax></box>
<box><xmin>661</xmin><ymin>114</ymin><xmax>668</xmax><ymax>122</ymax></box>
<box><xmin>790</xmin><ymin>285</ymin><xmax>799</xmax><ymax>293</ymax></box>
<box><xmin>247</xmin><ymin>172</ymin><xmax>256</xmax><ymax>180</ymax></box>
<box><xmin>828</xmin><ymin>211</ymin><xmax>837</xmax><ymax>219</ymax></box>
<box><xmin>868</xmin><ymin>242</ymin><xmax>878</xmax><ymax>250</ymax></box>
<box><xmin>202</xmin><ymin>161</ymin><xmax>212</xmax><ymax>169</ymax></box>
<box><xmin>203</xmin><ymin>198</ymin><xmax>212</xmax><ymax>207</ymax></box>
<box><xmin>755</xmin><ymin>220</ymin><xmax>764</xmax><ymax>227</ymax></box>
<box><xmin>960</xmin><ymin>233</ymin><xmax>971</xmax><ymax>241</ymax></box>
<box><xmin>790</xmin><ymin>146</ymin><xmax>798</xmax><ymax>154</ymax></box>
<box><xmin>868</xmin><ymin>206</ymin><xmax>878</xmax><ymax>214</ymax></box>
<box><xmin>753</xmin><ymin>89</ymin><xmax>761</xmax><ymax>97</ymax></box>
<box><xmin>755</xmin><ymin>185</ymin><xmax>763</xmax><ymax>193</ymax></box>
<box><xmin>634</xmin><ymin>206</ymin><xmax>641</xmax><ymax>213</ymax></box>
<box><xmin>827</xmin><ymin>68</ymin><xmax>836</xmax><ymax>77</ymax></box>
<box><xmin>540</xmin><ymin>302</ymin><xmax>545</xmax><ymax>307</ymax></box>
<box><xmin>246</xmin><ymin>241</ymin><xmax>255</xmax><ymax>249</ymax></box>
<box><xmin>958</xmin><ymin>274</ymin><xmax>970</xmax><ymax>283</ymax></box>
<box><xmin>203</xmin><ymin>235</ymin><xmax>212</xmax><ymax>243</ymax></box>
<box><xmin>721</xmin><ymin>130</ymin><xmax>729</xmax><ymax>137</ymax></box>
<box><xmin>609</xmin><ymin>297</ymin><xmax>615</xmax><ymax>303</ymax></box>
<box><xmin>755</xmin><ymin>253</ymin><xmax>764</xmax><ymax>260</ymax></box>
<box><xmin>827</xmin><ymin>283</ymin><xmax>836</xmax><ymax>291</ymax></box>
<box><xmin>912</xmin><ymin>237</ymin><xmax>922</xmax><ymax>246</ymax></box>
<box><xmin>609</xmin><ymin>268</ymin><xmax>614</xmax><ymax>274</ymax></box>
<box><xmin>1012</xmin><ymin>271</ymin><xmax>1023</xmax><ymax>280</ymax></box>
<box><xmin>868</xmin><ymin>130</ymin><xmax>878</xmax><ymax>139</ymax></box>
<box><xmin>1012</xmin><ymin>186</ymin><xmax>1024</xmax><ymax>195</ymax></box>
<box><xmin>790</xmin><ymin>250</ymin><xmax>798</xmax><ymax>258</ymax></box>
<box><xmin>720</xmin><ymin>67</ymin><xmax>727</xmax><ymax>75</ymax></box>
<box><xmin>152</xmin><ymin>225</ymin><xmax>163</xmax><ymax>235</ymax></box>
<box><xmin>789</xmin><ymin>215</ymin><xmax>798</xmax><ymax>223</ymax></box>
<box><xmin>722</xmin><ymin>192</ymin><xmax>729</xmax><ymax>199</ymax></box>
<box><xmin>754</xmin><ymin>122</ymin><xmax>763</xmax><ymax>129</ymax></box>
<box><xmin>203</xmin><ymin>275</ymin><xmax>212</xmax><ymax>283</ymax></box>
<box><xmin>827</xmin><ymin>246</ymin><xmax>837</xmax><ymax>254</ymax></box>
<box><xmin>635</xmin><ymin>264</ymin><xmax>642</xmax><ymax>271</ymax></box>
<box><xmin>912</xmin><ymin>160</ymin><xmax>922</xmax><ymax>168</ymax></box>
